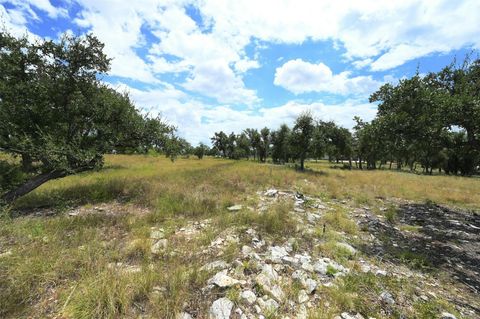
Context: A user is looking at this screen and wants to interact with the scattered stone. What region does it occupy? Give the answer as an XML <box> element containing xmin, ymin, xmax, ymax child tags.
<box><xmin>336</xmin><ymin>242</ymin><xmax>357</xmax><ymax>255</ymax></box>
<box><xmin>0</xmin><ymin>250</ymin><xmax>12</xmax><ymax>258</ymax></box>
<box><xmin>255</xmin><ymin>265</ymin><xmax>285</xmax><ymax>301</ymax></box>
<box><xmin>375</xmin><ymin>270</ymin><xmax>387</xmax><ymax>276</ymax></box>
<box><xmin>360</xmin><ymin>264</ymin><xmax>371</xmax><ymax>273</ymax></box>
<box><xmin>301</xmin><ymin>262</ymin><xmax>314</xmax><ymax>273</ymax></box>
<box><xmin>296</xmin><ymin>304</ymin><xmax>308</xmax><ymax>319</ymax></box>
<box><xmin>307</xmin><ymin>213</ymin><xmax>321</xmax><ymax>224</ymax></box>
<box><xmin>379</xmin><ymin>291</ymin><xmax>395</xmax><ymax>305</ymax></box>
<box><xmin>241</xmin><ymin>245</ymin><xmax>254</xmax><ymax>256</ymax></box>
<box><xmin>209</xmin><ymin>297</ymin><xmax>233</xmax><ymax>319</ymax></box>
<box><xmin>298</xmin><ymin>289</ymin><xmax>309</xmax><ymax>303</ymax></box>
<box><xmin>208</xmin><ymin>270</ymin><xmax>241</xmax><ymax>288</ymax></box>
<box><xmin>440</xmin><ymin>312</ymin><xmax>457</xmax><ymax>319</ymax></box>
<box><xmin>339</xmin><ymin>313</ymin><xmax>365</xmax><ymax>319</ymax></box>
<box><xmin>268</xmin><ymin>246</ymin><xmax>289</xmax><ymax>263</ymax></box>
<box><xmin>152</xmin><ymin>286</ymin><xmax>167</xmax><ymax>294</ymax></box>
<box><xmin>294</xmin><ymin>207</ymin><xmax>306</xmax><ymax>213</ymax></box>
<box><xmin>292</xmin><ymin>269</ymin><xmax>308</xmax><ymax>283</ymax></box>
<box><xmin>258</xmin><ymin>298</ymin><xmax>279</xmax><ymax>313</ymax></box>
<box><xmin>177</xmin><ymin>312</ymin><xmax>193</xmax><ymax>319</ymax></box>
<box><xmin>241</xmin><ymin>290</ymin><xmax>257</xmax><ymax>305</ymax></box>
<box><xmin>227</xmin><ymin>205</ymin><xmax>243</xmax><ymax>212</ymax></box>
<box><xmin>151</xmin><ymin>239</ymin><xmax>168</xmax><ymax>254</ymax></box>
<box><xmin>313</xmin><ymin>260</ymin><xmax>328</xmax><ymax>274</ymax></box>
<box><xmin>150</xmin><ymin>227</ymin><xmax>164</xmax><ymax>239</ymax></box>
<box><xmin>201</xmin><ymin>260</ymin><xmax>229</xmax><ymax>272</ymax></box>
<box><xmin>265</xmin><ymin>189</ymin><xmax>278</xmax><ymax>197</ymax></box>
<box><xmin>304</xmin><ymin>278</ymin><xmax>317</xmax><ymax>294</ymax></box>
<box><xmin>282</xmin><ymin>255</ymin><xmax>300</xmax><ymax>266</ymax></box>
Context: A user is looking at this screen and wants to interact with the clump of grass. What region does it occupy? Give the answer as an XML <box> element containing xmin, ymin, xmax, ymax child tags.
<box><xmin>64</xmin><ymin>269</ymin><xmax>154</xmax><ymax>319</ymax></box>
<box><xmin>412</xmin><ymin>299</ymin><xmax>460</xmax><ymax>318</ymax></box>
<box><xmin>384</xmin><ymin>205</ymin><xmax>398</xmax><ymax>224</ymax></box>
<box><xmin>321</xmin><ymin>207</ymin><xmax>358</xmax><ymax>235</ymax></box>
<box><xmin>226</xmin><ymin>286</ymin><xmax>241</xmax><ymax>304</ymax></box>
<box><xmin>399</xmin><ymin>224</ymin><xmax>422</xmax><ymax>232</ymax></box>
<box><xmin>149</xmin><ymin>265</ymin><xmax>209</xmax><ymax>316</ymax></box>
<box><xmin>326</xmin><ymin>264</ymin><xmax>339</xmax><ymax>277</ymax></box>
<box><xmin>316</xmin><ymin>239</ymin><xmax>355</xmax><ymax>262</ymax></box>
<box><xmin>222</xmin><ymin>241</ymin><xmax>240</xmax><ymax>263</ymax></box>
<box><xmin>124</xmin><ymin>238</ymin><xmax>151</xmax><ymax>262</ymax></box>
<box><xmin>229</xmin><ymin>200</ymin><xmax>295</xmax><ymax>238</ymax></box>
<box><xmin>313</xmin><ymin>272</ymin><xmax>394</xmax><ymax>317</ymax></box>
<box><xmin>396</xmin><ymin>250</ymin><xmax>432</xmax><ymax>271</ymax></box>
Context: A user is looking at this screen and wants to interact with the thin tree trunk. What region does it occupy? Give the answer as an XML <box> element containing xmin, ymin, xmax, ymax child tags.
<box><xmin>2</xmin><ymin>160</ymin><xmax>97</xmax><ymax>204</ymax></box>
<box><xmin>2</xmin><ymin>170</ymin><xmax>67</xmax><ymax>204</ymax></box>
<box><xmin>21</xmin><ymin>154</ymin><xmax>33</xmax><ymax>172</ymax></box>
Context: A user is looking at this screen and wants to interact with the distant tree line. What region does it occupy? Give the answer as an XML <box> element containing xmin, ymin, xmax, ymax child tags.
<box><xmin>209</xmin><ymin>116</ymin><xmax>353</xmax><ymax>171</ymax></box>
<box><xmin>208</xmin><ymin>57</ymin><xmax>480</xmax><ymax>176</ymax></box>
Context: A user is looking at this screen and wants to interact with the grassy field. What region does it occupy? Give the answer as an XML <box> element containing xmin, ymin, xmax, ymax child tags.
<box><xmin>1</xmin><ymin>155</ymin><xmax>479</xmax><ymax>318</ymax></box>
<box><xmin>11</xmin><ymin>155</ymin><xmax>480</xmax><ymax>211</ymax></box>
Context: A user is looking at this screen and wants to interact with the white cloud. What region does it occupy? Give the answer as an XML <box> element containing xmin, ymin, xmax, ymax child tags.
<box><xmin>370</xmin><ymin>44</ymin><xmax>444</xmax><ymax>71</ymax></box>
<box><xmin>69</xmin><ymin>1</ymin><xmax>260</xmax><ymax>103</ymax></box>
<box><xmin>352</xmin><ymin>58</ymin><xmax>373</xmax><ymax>69</ymax></box>
<box><xmin>72</xmin><ymin>0</ymin><xmax>160</xmax><ymax>83</ymax></box>
<box><xmin>183</xmin><ymin>60</ymin><xmax>259</xmax><ymax>105</ymax></box>
<box><xmin>274</xmin><ymin>59</ymin><xmax>381</xmax><ymax>96</ymax></box>
<box><xmin>2</xmin><ymin>0</ymin><xmax>67</xmax><ymax>19</ymax></box>
<box><xmin>196</xmin><ymin>0</ymin><xmax>480</xmax><ymax>71</ymax></box>
<box><xmin>234</xmin><ymin>59</ymin><xmax>260</xmax><ymax>73</ymax></box>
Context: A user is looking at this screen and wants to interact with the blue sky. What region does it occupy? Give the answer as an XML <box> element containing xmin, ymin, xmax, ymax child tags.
<box><xmin>1</xmin><ymin>0</ymin><xmax>479</xmax><ymax>144</ymax></box>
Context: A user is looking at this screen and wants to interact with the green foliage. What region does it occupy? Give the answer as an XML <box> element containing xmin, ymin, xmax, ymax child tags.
<box><xmin>0</xmin><ymin>160</ymin><xmax>27</xmax><ymax>195</ymax></box>
<box><xmin>367</xmin><ymin>58</ymin><xmax>480</xmax><ymax>175</ymax></box>
<box><xmin>396</xmin><ymin>250</ymin><xmax>432</xmax><ymax>270</ymax></box>
<box><xmin>271</xmin><ymin>124</ymin><xmax>291</xmax><ymax>164</ymax></box>
<box><xmin>290</xmin><ymin>111</ymin><xmax>315</xmax><ymax>170</ymax></box>
<box><xmin>0</xmin><ymin>31</ymin><xmax>173</xmax><ymax>202</ymax></box>
<box><xmin>194</xmin><ymin>143</ymin><xmax>209</xmax><ymax>159</ymax></box>
<box><xmin>326</xmin><ymin>264</ymin><xmax>338</xmax><ymax>277</ymax></box>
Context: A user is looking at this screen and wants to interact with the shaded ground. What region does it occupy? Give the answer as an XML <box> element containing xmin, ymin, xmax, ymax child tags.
<box><xmin>357</xmin><ymin>201</ymin><xmax>480</xmax><ymax>316</ymax></box>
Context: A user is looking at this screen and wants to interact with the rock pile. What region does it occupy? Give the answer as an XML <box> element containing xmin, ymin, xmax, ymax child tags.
<box><xmin>196</xmin><ymin>188</ymin><xmax>356</xmax><ymax>318</ymax></box>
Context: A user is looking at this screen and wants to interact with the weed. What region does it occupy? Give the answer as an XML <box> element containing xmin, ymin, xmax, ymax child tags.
<box><xmin>326</xmin><ymin>264</ymin><xmax>339</xmax><ymax>277</ymax></box>
<box><xmin>384</xmin><ymin>205</ymin><xmax>398</xmax><ymax>224</ymax></box>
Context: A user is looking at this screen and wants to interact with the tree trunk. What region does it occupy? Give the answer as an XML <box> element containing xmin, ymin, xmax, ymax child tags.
<box><xmin>21</xmin><ymin>154</ymin><xmax>33</xmax><ymax>172</ymax></box>
<box><xmin>300</xmin><ymin>158</ymin><xmax>305</xmax><ymax>171</ymax></box>
<box><xmin>2</xmin><ymin>170</ymin><xmax>67</xmax><ymax>204</ymax></box>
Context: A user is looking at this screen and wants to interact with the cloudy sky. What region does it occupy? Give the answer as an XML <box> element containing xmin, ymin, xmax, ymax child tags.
<box><xmin>1</xmin><ymin>0</ymin><xmax>479</xmax><ymax>144</ymax></box>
